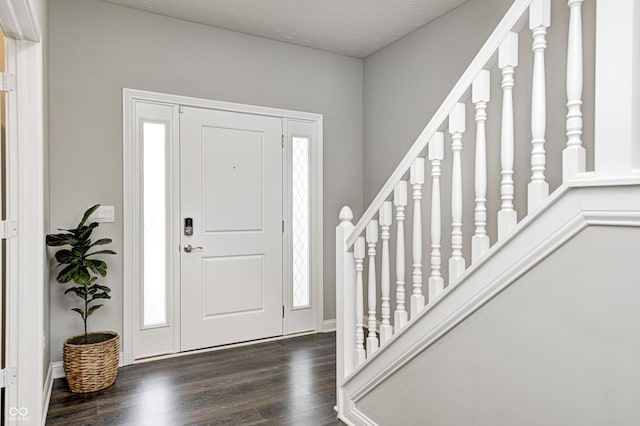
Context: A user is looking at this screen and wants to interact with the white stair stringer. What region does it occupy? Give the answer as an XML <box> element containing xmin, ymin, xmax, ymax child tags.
<box><xmin>338</xmin><ymin>180</ymin><xmax>640</xmax><ymax>426</ymax></box>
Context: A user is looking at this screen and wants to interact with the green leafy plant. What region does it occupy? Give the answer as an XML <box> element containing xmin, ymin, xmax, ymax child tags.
<box><xmin>46</xmin><ymin>204</ymin><xmax>116</xmax><ymax>343</ymax></box>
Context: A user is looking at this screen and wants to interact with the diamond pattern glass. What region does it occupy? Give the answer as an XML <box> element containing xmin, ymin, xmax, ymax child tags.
<box><xmin>143</xmin><ymin>122</ymin><xmax>168</xmax><ymax>327</ymax></box>
<box><xmin>292</xmin><ymin>137</ymin><xmax>310</xmax><ymax>308</ymax></box>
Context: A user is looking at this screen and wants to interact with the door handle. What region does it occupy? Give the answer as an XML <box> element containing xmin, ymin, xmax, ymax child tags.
<box><xmin>184</xmin><ymin>244</ymin><xmax>203</xmax><ymax>253</ymax></box>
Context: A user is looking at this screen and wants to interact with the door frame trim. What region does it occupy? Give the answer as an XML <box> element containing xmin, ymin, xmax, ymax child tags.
<box><xmin>123</xmin><ymin>89</ymin><xmax>324</xmax><ymax>365</ymax></box>
<box><xmin>0</xmin><ymin>1</ymin><xmax>46</xmax><ymax>419</ymax></box>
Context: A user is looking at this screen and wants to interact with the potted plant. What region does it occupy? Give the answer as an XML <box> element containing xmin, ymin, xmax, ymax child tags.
<box><xmin>46</xmin><ymin>204</ymin><xmax>119</xmax><ymax>393</ymax></box>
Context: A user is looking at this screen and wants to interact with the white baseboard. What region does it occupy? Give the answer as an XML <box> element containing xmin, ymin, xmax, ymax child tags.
<box><xmin>323</xmin><ymin>319</ymin><xmax>336</xmax><ymax>332</ymax></box>
<box><xmin>42</xmin><ymin>363</ymin><xmax>54</xmax><ymax>424</ymax></box>
<box><xmin>337</xmin><ymin>399</ymin><xmax>378</xmax><ymax>426</ymax></box>
<box><xmin>351</xmin><ymin>406</ymin><xmax>378</xmax><ymax>425</ymax></box>
<box><xmin>52</xmin><ymin>351</ymin><xmax>125</xmax><ymax>379</ymax></box>
<box><xmin>51</xmin><ymin>361</ymin><xmax>64</xmax><ymax>380</ymax></box>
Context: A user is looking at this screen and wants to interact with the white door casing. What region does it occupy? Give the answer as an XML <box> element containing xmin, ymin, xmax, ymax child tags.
<box><xmin>123</xmin><ymin>89</ymin><xmax>323</xmax><ymax>364</ymax></box>
<box><xmin>180</xmin><ymin>107</ymin><xmax>284</xmax><ymax>351</ymax></box>
<box><xmin>0</xmin><ymin>1</ymin><xmax>45</xmax><ymax>421</ymax></box>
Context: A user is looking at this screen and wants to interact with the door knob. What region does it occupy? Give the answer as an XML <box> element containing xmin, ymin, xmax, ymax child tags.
<box><xmin>184</xmin><ymin>244</ymin><xmax>203</xmax><ymax>253</ymax></box>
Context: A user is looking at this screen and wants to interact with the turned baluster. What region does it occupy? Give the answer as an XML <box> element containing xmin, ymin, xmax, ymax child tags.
<box><xmin>498</xmin><ymin>32</ymin><xmax>519</xmax><ymax>240</ymax></box>
<box><xmin>393</xmin><ymin>181</ymin><xmax>408</xmax><ymax>331</ymax></box>
<box><xmin>354</xmin><ymin>236</ymin><xmax>366</xmax><ymax>366</ymax></box>
<box><xmin>379</xmin><ymin>202</ymin><xmax>393</xmax><ymax>344</ymax></box>
<box><xmin>409</xmin><ymin>158</ymin><xmax>425</xmax><ymax>317</ymax></box>
<box><xmin>472</xmin><ymin>70</ymin><xmax>491</xmax><ymax>263</ymax></box>
<box><xmin>563</xmin><ymin>0</ymin><xmax>586</xmax><ymax>181</ymax></box>
<box><xmin>428</xmin><ymin>133</ymin><xmax>444</xmax><ymax>301</ymax></box>
<box><xmin>449</xmin><ymin>103</ymin><xmax>466</xmax><ymax>283</ymax></box>
<box><xmin>366</xmin><ymin>220</ymin><xmax>379</xmax><ymax>356</ymax></box>
<box><xmin>528</xmin><ymin>0</ymin><xmax>551</xmax><ymax>213</ymax></box>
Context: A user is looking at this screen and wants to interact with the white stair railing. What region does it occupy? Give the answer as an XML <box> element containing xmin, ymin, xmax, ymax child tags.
<box><xmin>333</xmin><ymin>0</ymin><xmax>631</xmax><ymax>402</ymax></box>
<box><xmin>336</xmin><ymin>0</ymin><xmax>547</xmax><ymax>376</ymax></box>
<box><xmin>335</xmin><ymin>0</ymin><xmax>640</xmax><ymax>421</ymax></box>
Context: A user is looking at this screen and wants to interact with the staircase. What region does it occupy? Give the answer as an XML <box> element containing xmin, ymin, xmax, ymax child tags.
<box><xmin>335</xmin><ymin>0</ymin><xmax>640</xmax><ymax>424</ymax></box>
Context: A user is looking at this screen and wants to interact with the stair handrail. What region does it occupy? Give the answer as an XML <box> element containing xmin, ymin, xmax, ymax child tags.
<box><xmin>346</xmin><ymin>0</ymin><xmax>533</xmax><ymax>250</ymax></box>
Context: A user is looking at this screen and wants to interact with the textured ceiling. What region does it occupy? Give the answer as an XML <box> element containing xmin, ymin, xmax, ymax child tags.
<box><xmin>100</xmin><ymin>0</ymin><xmax>467</xmax><ymax>57</ymax></box>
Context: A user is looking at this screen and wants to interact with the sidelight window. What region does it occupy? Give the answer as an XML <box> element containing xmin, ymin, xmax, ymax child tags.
<box><xmin>292</xmin><ymin>136</ymin><xmax>310</xmax><ymax>308</ymax></box>
<box><xmin>142</xmin><ymin>122</ymin><xmax>168</xmax><ymax>327</ymax></box>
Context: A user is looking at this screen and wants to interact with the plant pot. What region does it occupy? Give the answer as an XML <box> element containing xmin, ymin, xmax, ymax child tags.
<box><xmin>63</xmin><ymin>331</ymin><xmax>120</xmax><ymax>393</ymax></box>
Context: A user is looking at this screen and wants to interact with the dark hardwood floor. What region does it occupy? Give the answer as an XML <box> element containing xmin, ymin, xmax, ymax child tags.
<box><xmin>47</xmin><ymin>332</ymin><xmax>342</xmax><ymax>425</ymax></box>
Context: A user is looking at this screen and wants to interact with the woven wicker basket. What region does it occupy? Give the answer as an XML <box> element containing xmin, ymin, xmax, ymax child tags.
<box><xmin>63</xmin><ymin>331</ymin><xmax>120</xmax><ymax>393</ymax></box>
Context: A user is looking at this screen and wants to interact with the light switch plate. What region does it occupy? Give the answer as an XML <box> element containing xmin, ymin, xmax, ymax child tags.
<box><xmin>88</xmin><ymin>205</ymin><xmax>115</xmax><ymax>223</ymax></box>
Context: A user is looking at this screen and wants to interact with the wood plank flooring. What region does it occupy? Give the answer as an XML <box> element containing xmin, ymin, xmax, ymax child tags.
<box><xmin>47</xmin><ymin>332</ymin><xmax>342</xmax><ymax>425</ymax></box>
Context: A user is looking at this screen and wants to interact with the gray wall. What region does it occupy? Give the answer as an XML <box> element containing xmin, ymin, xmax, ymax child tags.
<box><xmin>362</xmin><ymin>0</ymin><xmax>595</xmax><ymax>297</ymax></box>
<box><xmin>48</xmin><ymin>0</ymin><xmax>363</xmax><ymax>362</ymax></box>
<box><xmin>358</xmin><ymin>226</ymin><xmax>640</xmax><ymax>425</ymax></box>
<box><xmin>364</xmin><ymin>0</ymin><xmax>509</xmax><ymax>202</ymax></box>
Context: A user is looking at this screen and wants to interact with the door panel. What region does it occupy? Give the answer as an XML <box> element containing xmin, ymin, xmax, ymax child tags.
<box><xmin>180</xmin><ymin>107</ymin><xmax>283</xmax><ymax>351</ymax></box>
<box><xmin>202</xmin><ymin>127</ymin><xmax>263</xmax><ymax>232</ymax></box>
<box><xmin>202</xmin><ymin>255</ymin><xmax>264</xmax><ymax>316</ymax></box>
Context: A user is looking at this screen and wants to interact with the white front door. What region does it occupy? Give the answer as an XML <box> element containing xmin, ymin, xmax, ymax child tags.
<box><xmin>179</xmin><ymin>107</ymin><xmax>283</xmax><ymax>351</ymax></box>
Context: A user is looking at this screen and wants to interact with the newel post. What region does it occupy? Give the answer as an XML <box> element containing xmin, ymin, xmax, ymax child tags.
<box><xmin>594</xmin><ymin>0</ymin><xmax>640</xmax><ymax>176</ymax></box>
<box><xmin>336</xmin><ymin>206</ymin><xmax>356</xmax><ymax>414</ymax></box>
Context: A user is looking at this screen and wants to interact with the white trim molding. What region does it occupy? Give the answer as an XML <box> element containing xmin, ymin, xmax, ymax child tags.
<box><xmin>323</xmin><ymin>319</ymin><xmax>336</xmax><ymax>332</ymax></box>
<box><xmin>350</xmin><ymin>406</ymin><xmax>378</xmax><ymax>426</ymax></box>
<box><xmin>51</xmin><ymin>363</ymin><xmax>63</xmax><ymax>381</ymax></box>
<box><xmin>122</xmin><ymin>89</ymin><xmax>324</xmax><ymax>365</ymax></box>
<box><xmin>16</xmin><ymin>35</ymin><xmax>48</xmax><ymax>423</ymax></box>
<box><xmin>123</xmin><ymin>89</ymin><xmax>324</xmax><ymax>122</ymax></box>
<box><xmin>2</xmin><ymin>26</ymin><xmax>46</xmax><ymax>426</ymax></box>
<box><xmin>337</xmin><ymin>396</ymin><xmax>379</xmax><ymax>426</ymax></box>
<box><xmin>41</xmin><ymin>364</ymin><xmax>54</xmax><ymax>422</ymax></box>
<box><xmin>0</xmin><ymin>0</ymin><xmax>40</xmax><ymax>42</ymax></box>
